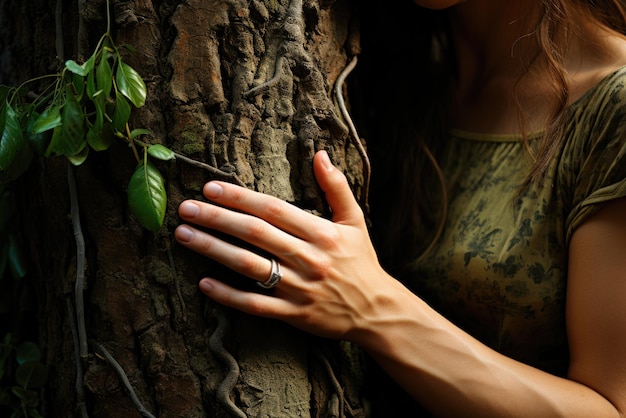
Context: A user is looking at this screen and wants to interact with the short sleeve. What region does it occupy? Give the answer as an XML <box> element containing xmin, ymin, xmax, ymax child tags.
<box><xmin>564</xmin><ymin>67</ymin><xmax>626</xmax><ymax>242</ymax></box>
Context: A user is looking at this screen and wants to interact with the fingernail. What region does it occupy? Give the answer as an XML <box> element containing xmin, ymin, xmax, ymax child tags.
<box><xmin>199</xmin><ymin>280</ymin><xmax>213</xmax><ymax>293</ymax></box>
<box><xmin>319</xmin><ymin>150</ymin><xmax>333</xmax><ymax>171</ymax></box>
<box><xmin>204</xmin><ymin>182</ymin><xmax>223</xmax><ymax>198</ymax></box>
<box><xmin>176</xmin><ymin>225</ymin><xmax>194</xmax><ymax>243</ymax></box>
<box><xmin>179</xmin><ymin>201</ymin><xmax>200</xmax><ymax>218</ymax></box>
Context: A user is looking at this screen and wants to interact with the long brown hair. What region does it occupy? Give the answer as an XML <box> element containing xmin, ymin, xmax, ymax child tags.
<box><xmin>359</xmin><ymin>1</ymin><xmax>626</xmax><ymax>274</ymax></box>
<box><xmin>525</xmin><ymin>0</ymin><xmax>626</xmax><ymax>186</ymax></box>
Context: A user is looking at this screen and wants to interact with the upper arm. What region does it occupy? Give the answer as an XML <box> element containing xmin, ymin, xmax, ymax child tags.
<box><xmin>567</xmin><ymin>197</ymin><xmax>626</xmax><ymax>414</ymax></box>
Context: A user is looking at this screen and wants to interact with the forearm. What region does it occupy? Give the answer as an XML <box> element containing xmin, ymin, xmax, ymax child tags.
<box><xmin>354</xmin><ymin>287</ymin><xmax>620</xmax><ymax>417</ymax></box>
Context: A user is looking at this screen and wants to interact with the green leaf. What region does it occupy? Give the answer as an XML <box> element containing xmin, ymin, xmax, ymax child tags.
<box><xmin>0</xmin><ymin>104</ymin><xmax>24</xmax><ymax>171</ymax></box>
<box><xmin>44</xmin><ymin>124</ymin><xmax>62</xmax><ymax>157</ymax></box>
<box><xmin>147</xmin><ymin>144</ymin><xmax>176</xmax><ymax>161</ymax></box>
<box><xmin>59</xmin><ymin>87</ymin><xmax>86</xmax><ymax>157</ymax></box>
<box><xmin>31</xmin><ymin>106</ymin><xmax>61</xmax><ymax>134</ymax></box>
<box><xmin>116</xmin><ymin>61</ymin><xmax>146</xmax><ymax>108</ymax></box>
<box><xmin>72</xmin><ymin>72</ymin><xmax>85</xmax><ymax>98</ymax></box>
<box><xmin>0</xmin><ymin>86</ymin><xmax>10</xmax><ymax>131</ymax></box>
<box><xmin>86</xmin><ymin>127</ymin><xmax>107</xmax><ymax>151</ymax></box>
<box><xmin>65</xmin><ymin>55</ymin><xmax>94</xmax><ymax>77</ymax></box>
<box><xmin>67</xmin><ymin>145</ymin><xmax>89</xmax><ymax>166</ymax></box>
<box><xmin>65</xmin><ymin>60</ymin><xmax>86</xmax><ymax>76</ymax></box>
<box><xmin>0</xmin><ymin>104</ymin><xmax>33</xmax><ymax>183</ymax></box>
<box><xmin>83</xmin><ymin>55</ymin><xmax>96</xmax><ymax>99</ymax></box>
<box><xmin>92</xmin><ymin>125</ymin><xmax>113</xmax><ymax>151</ymax></box>
<box><xmin>86</xmin><ymin>94</ymin><xmax>111</xmax><ymax>151</ymax></box>
<box><xmin>16</xmin><ymin>342</ymin><xmax>40</xmax><ymax>365</ymax></box>
<box><xmin>8</xmin><ymin>233</ymin><xmax>27</xmax><ymax>279</ymax></box>
<box><xmin>27</xmin><ymin>111</ymin><xmax>52</xmax><ymax>155</ymax></box>
<box><xmin>87</xmin><ymin>128</ymin><xmax>110</xmax><ymax>152</ymax></box>
<box><xmin>128</xmin><ymin>160</ymin><xmax>167</xmax><ymax>231</ymax></box>
<box><xmin>96</xmin><ymin>57</ymin><xmax>113</xmax><ymax>99</ymax></box>
<box><xmin>111</xmin><ymin>93</ymin><xmax>131</xmax><ymax>132</ymax></box>
<box><xmin>87</xmin><ymin>67</ymin><xmax>96</xmax><ymax>99</ymax></box>
<box><xmin>130</xmin><ymin>128</ymin><xmax>150</xmax><ymax>139</ymax></box>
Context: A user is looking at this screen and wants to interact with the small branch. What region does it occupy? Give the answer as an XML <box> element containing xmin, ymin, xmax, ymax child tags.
<box><xmin>96</xmin><ymin>343</ymin><xmax>157</xmax><ymax>418</ymax></box>
<box><xmin>133</xmin><ymin>139</ymin><xmax>247</xmax><ymax>187</ymax></box>
<box><xmin>66</xmin><ymin>298</ymin><xmax>89</xmax><ymax>418</ymax></box>
<box><xmin>173</xmin><ymin>152</ymin><xmax>247</xmax><ymax>187</ymax></box>
<box><xmin>68</xmin><ymin>165</ymin><xmax>89</xmax><ymax>359</ymax></box>
<box><xmin>208</xmin><ymin>308</ymin><xmax>246</xmax><ymax>418</ymax></box>
<box><xmin>334</xmin><ymin>56</ymin><xmax>370</xmax><ymax>213</ymax></box>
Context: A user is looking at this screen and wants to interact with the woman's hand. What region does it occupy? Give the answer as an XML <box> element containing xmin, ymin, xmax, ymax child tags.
<box><xmin>174</xmin><ymin>150</ymin><xmax>404</xmax><ymax>342</ymax></box>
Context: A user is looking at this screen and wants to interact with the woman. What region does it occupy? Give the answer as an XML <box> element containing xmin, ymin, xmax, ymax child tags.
<box><xmin>175</xmin><ymin>0</ymin><xmax>626</xmax><ymax>416</ymax></box>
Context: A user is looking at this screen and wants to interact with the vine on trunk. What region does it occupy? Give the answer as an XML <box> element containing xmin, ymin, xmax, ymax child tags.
<box><xmin>0</xmin><ymin>1</ymin><xmax>248</xmax><ymax>416</ymax></box>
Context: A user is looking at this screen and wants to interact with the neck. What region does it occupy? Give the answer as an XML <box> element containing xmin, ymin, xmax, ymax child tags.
<box><xmin>450</xmin><ymin>0</ymin><xmax>542</xmax><ymax>97</ymax></box>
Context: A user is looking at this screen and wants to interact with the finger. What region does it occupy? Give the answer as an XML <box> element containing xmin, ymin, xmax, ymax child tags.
<box><xmin>178</xmin><ymin>199</ymin><xmax>302</xmax><ymax>257</ymax></box>
<box><xmin>175</xmin><ymin>224</ymin><xmax>291</xmax><ymax>285</ymax></box>
<box><xmin>195</xmin><ymin>181</ymin><xmax>325</xmax><ymax>242</ymax></box>
<box><xmin>199</xmin><ymin>278</ymin><xmax>294</xmax><ymax>319</ymax></box>
<box><xmin>313</xmin><ymin>150</ymin><xmax>365</xmax><ymax>225</ymax></box>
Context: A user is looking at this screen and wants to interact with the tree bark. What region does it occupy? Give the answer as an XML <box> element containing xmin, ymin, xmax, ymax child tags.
<box><xmin>0</xmin><ymin>0</ymin><xmax>368</xmax><ymax>416</ymax></box>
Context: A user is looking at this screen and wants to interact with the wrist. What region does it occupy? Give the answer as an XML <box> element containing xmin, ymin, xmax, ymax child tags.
<box><xmin>346</xmin><ymin>275</ymin><xmax>425</xmax><ymax>354</ymax></box>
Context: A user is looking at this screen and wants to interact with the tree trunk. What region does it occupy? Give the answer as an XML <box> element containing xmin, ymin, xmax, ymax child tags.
<box><xmin>0</xmin><ymin>0</ymin><xmax>369</xmax><ymax>416</ymax></box>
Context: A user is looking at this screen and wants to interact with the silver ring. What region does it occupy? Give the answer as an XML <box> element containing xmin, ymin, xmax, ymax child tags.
<box><xmin>257</xmin><ymin>258</ymin><xmax>282</xmax><ymax>289</ymax></box>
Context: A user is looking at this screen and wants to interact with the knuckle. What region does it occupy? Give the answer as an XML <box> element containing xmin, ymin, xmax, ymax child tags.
<box><xmin>235</xmin><ymin>251</ymin><xmax>260</xmax><ymax>274</ymax></box>
<box><xmin>293</xmin><ymin>247</ymin><xmax>333</xmax><ymax>281</ymax></box>
<box><xmin>309</xmin><ymin>254</ymin><xmax>334</xmax><ymax>281</ymax></box>
<box><xmin>230</xmin><ymin>186</ymin><xmax>246</xmax><ymax>203</ymax></box>
<box><xmin>243</xmin><ymin>218</ymin><xmax>268</xmax><ymax>240</ymax></box>
<box><xmin>315</xmin><ymin>226</ymin><xmax>341</xmax><ymax>250</ymax></box>
<box><xmin>291</xmin><ymin>308</ymin><xmax>308</xmax><ymax>324</ymax></box>
<box><xmin>203</xmin><ymin>205</ymin><xmax>220</xmax><ymax>224</ymax></box>
<box><xmin>198</xmin><ymin>235</ymin><xmax>215</xmax><ymax>254</ymax></box>
<box><xmin>314</xmin><ymin>259</ymin><xmax>333</xmax><ymax>280</ymax></box>
<box><xmin>263</xmin><ymin>199</ymin><xmax>286</xmax><ymax>221</ymax></box>
<box><xmin>246</xmin><ymin>298</ymin><xmax>268</xmax><ymax>317</ymax></box>
<box><xmin>292</xmin><ymin>306</ymin><xmax>320</xmax><ymax>331</ymax></box>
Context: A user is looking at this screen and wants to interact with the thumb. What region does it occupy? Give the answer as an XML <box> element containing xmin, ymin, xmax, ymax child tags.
<box><xmin>313</xmin><ymin>150</ymin><xmax>364</xmax><ymax>225</ymax></box>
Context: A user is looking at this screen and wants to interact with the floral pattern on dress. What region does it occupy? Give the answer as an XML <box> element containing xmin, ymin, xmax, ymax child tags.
<box><xmin>408</xmin><ymin>66</ymin><xmax>626</xmax><ymax>376</ymax></box>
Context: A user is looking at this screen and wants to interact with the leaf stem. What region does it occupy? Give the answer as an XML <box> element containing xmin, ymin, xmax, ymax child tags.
<box><xmin>125</xmin><ymin>123</ymin><xmax>141</xmax><ymax>163</ymax></box>
<box><xmin>133</xmin><ymin>139</ymin><xmax>247</xmax><ymax>187</ymax></box>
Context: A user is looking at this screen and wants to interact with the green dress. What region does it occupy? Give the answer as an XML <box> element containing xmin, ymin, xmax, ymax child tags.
<box><xmin>410</xmin><ymin>66</ymin><xmax>626</xmax><ymax>375</ymax></box>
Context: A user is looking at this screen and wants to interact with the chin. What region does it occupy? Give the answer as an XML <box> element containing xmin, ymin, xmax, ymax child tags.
<box><xmin>413</xmin><ymin>0</ymin><xmax>464</xmax><ymax>9</ymax></box>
